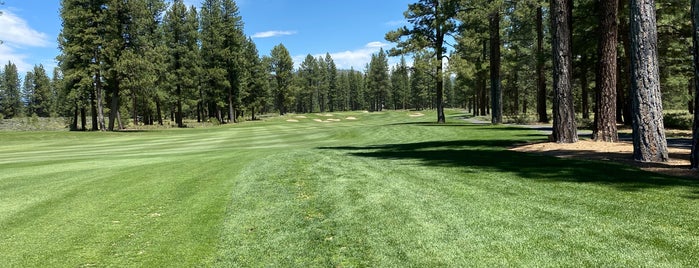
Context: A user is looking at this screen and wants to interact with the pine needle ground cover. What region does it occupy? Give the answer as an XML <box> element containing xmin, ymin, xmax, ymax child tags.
<box><xmin>1</xmin><ymin>111</ymin><xmax>698</xmax><ymax>267</ymax></box>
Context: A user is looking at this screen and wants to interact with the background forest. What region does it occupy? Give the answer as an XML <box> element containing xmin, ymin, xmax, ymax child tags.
<box><xmin>0</xmin><ymin>0</ymin><xmax>693</xmax><ymax>130</ymax></box>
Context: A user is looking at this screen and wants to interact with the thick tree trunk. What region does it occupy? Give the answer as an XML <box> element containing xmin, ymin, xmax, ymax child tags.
<box><xmin>80</xmin><ymin>106</ymin><xmax>87</xmax><ymax>131</ymax></box>
<box><xmin>108</xmin><ymin>79</ymin><xmax>120</xmax><ymax>131</ymax></box>
<box><xmin>690</xmin><ymin>0</ymin><xmax>699</xmax><ymax>168</ymax></box>
<box><xmin>630</xmin><ymin>0</ymin><xmax>668</xmax><ymax>162</ymax></box>
<box><xmin>536</xmin><ymin>5</ymin><xmax>548</xmax><ymax>123</ymax></box>
<box><xmin>132</xmin><ymin>91</ymin><xmax>138</xmax><ymax>126</ymax></box>
<box><xmin>593</xmin><ymin>0</ymin><xmax>619</xmax><ymax>142</ymax></box>
<box><xmin>155</xmin><ymin>96</ymin><xmax>163</xmax><ymax>126</ymax></box>
<box><xmin>90</xmin><ymin>87</ymin><xmax>98</xmax><ymax>131</ymax></box>
<box><xmin>490</xmin><ymin>10</ymin><xmax>502</xmax><ymax>124</ymax></box>
<box><xmin>71</xmin><ymin>104</ymin><xmax>79</xmax><ymax>131</ymax></box>
<box><xmin>551</xmin><ymin>0</ymin><xmax>578</xmax><ymax>143</ymax></box>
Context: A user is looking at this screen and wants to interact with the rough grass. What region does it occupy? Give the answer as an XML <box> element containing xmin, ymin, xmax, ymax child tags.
<box><xmin>1</xmin><ymin>110</ymin><xmax>698</xmax><ymax>267</ymax></box>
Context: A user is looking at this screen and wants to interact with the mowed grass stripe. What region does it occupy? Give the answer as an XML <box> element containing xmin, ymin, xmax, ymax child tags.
<box><xmin>1</xmin><ymin>110</ymin><xmax>699</xmax><ymax>267</ymax></box>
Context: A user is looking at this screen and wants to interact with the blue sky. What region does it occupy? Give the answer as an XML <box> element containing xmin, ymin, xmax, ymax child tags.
<box><xmin>0</xmin><ymin>0</ymin><xmax>413</xmax><ymax>74</ymax></box>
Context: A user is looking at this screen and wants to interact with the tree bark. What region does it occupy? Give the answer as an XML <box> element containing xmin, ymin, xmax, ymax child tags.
<box><xmin>593</xmin><ymin>0</ymin><xmax>619</xmax><ymax>142</ymax></box>
<box><xmin>108</xmin><ymin>79</ymin><xmax>120</xmax><ymax>131</ymax></box>
<box><xmin>630</xmin><ymin>0</ymin><xmax>668</xmax><ymax>162</ymax></box>
<box><xmin>581</xmin><ymin>55</ymin><xmax>590</xmax><ymax>120</ymax></box>
<box><xmin>551</xmin><ymin>0</ymin><xmax>578</xmax><ymax>143</ymax></box>
<box><xmin>536</xmin><ymin>4</ymin><xmax>548</xmax><ymax>123</ymax></box>
<box><xmin>490</xmin><ymin>10</ymin><xmax>502</xmax><ymax>124</ymax></box>
<box><xmin>690</xmin><ymin>0</ymin><xmax>699</xmax><ymax>168</ymax></box>
<box><xmin>90</xmin><ymin>86</ymin><xmax>98</xmax><ymax>131</ymax></box>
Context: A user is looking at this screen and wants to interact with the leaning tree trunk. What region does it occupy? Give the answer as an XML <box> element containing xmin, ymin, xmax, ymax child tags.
<box><xmin>536</xmin><ymin>4</ymin><xmax>548</xmax><ymax>123</ymax></box>
<box><xmin>690</xmin><ymin>0</ymin><xmax>699</xmax><ymax>168</ymax></box>
<box><xmin>593</xmin><ymin>0</ymin><xmax>619</xmax><ymax>142</ymax></box>
<box><xmin>490</xmin><ymin>10</ymin><xmax>503</xmax><ymax>124</ymax></box>
<box><xmin>551</xmin><ymin>0</ymin><xmax>578</xmax><ymax>143</ymax></box>
<box><xmin>629</xmin><ymin>0</ymin><xmax>668</xmax><ymax>162</ymax></box>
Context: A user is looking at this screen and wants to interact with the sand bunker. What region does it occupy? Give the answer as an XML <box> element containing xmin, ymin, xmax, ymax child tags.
<box><xmin>313</xmin><ymin>119</ymin><xmax>323</xmax><ymax>122</ymax></box>
<box><xmin>346</xmin><ymin>117</ymin><xmax>357</xmax><ymax>120</ymax></box>
<box><xmin>326</xmin><ymin>119</ymin><xmax>341</xmax><ymax>122</ymax></box>
<box><xmin>286</xmin><ymin>119</ymin><xmax>299</xmax><ymax>122</ymax></box>
<box><xmin>294</xmin><ymin>115</ymin><xmax>307</xmax><ymax>119</ymax></box>
<box><xmin>409</xmin><ymin>113</ymin><xmax>425</xmax><ymax>117</ymax></box>
<box><xmin>320</xmin><ymin>113</ymin><xmax>334</xmax><ymax>117</ymax></box>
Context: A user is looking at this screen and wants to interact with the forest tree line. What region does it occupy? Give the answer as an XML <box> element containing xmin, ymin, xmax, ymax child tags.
<box><xmin>0</xmin><ymin>0</ymin><xmax>692</xmax><ymax>129</ymax></box>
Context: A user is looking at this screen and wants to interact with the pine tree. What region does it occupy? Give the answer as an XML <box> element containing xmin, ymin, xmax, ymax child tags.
<box><xmin>324</xmin><ymin>54</ymin><xmax>338</xmax><ymax>112</ymax></box>
<box><xmin>200</xmin><ymin>0</ymin><xmax>229</xmax><ymax>122</ymax></box>
<box><xmin>221</xmin><ymin>0</ymin><xmax>245</xmax><ymax>123</ymax></box>
<box><xmin>1</xmin><ymin>62</ymin><xmax>22</xmax><ymax>118</ymax></box>
<box><xmin>270</xmin><ymin>44</ymin><xmax>294</xmax><ymax>115</ymax></box>
<box><xmin>242</xmin><ymin>37</ymin><xmax>269</xmax><ymax>120</ymax></box>
<box><xmin>23</xmin><ymin>65</ymin><xmax>52</xmax><ymax>117</ymax></box>
<box><xmin>164</xmin><ymin>0</ymin><xmax>200</xmax><ymax>127</ymax></box>
<box><xmin>391</xmin><ymin>56</ymin><xmax>411</xmax><ymax>110</ymax></box>
<box><xmin>386</xmin><ymin>0</ymin><xmax>462</xmax><ymax>123</ymax></box>
<box><xmin>550</xmin><ymin>0</ymin><xmax>578</xmax><ymax>143</ymax></box>
<box><xmin>629</xmin><ymin>0</ymin><xmax>668</xmax><ymax>162</ymax></box>
<box><xmin>692</xmin><ymin>0</ymin><xmax>699</xmax><ymax>169</ymax></box>
<box><xmin>593</xmin><ymin>0</ymin><xmax>619</xmax><ymax>142</ymax></box>
<box><xmin>366</xmin><ymin>49</ymin><xmax>391</xmax><ymax>112</ymax></box>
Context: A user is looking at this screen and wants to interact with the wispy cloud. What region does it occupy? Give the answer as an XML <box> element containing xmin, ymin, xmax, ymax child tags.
<box><xmin>252</xmin><ymin>30</ymin><xmax>297</xmax><ymax>39</ymax></box>
<box><xmin>293</xmin><ymin>41</ymin><xmax>398</xmax><ymax>71</ymax></box>
<box><xmin>0</xmin><ymin>9</ymin><xmax>50</xmax><ymax>72</ymax></box>
<box><xmin>0</xmin><ymin>10</ymin><xmax>50</xmax><ymax>48</ymax></box>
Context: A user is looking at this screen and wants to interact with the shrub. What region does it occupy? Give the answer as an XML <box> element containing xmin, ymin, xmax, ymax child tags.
<box><xmin>663</xmin><ymin>112</ymin><xmax>693</xmax><ymax>130</ymax></box>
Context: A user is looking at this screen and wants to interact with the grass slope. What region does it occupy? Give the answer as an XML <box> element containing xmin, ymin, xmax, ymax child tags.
<box><xmin>1</xmin><ymin>111</ymin><xmax>698</xmax><ymax>267</ymax></box>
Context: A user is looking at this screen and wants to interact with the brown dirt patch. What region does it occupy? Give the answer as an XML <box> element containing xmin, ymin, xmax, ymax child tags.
<box><xmin>510</xmin><ymin>140</ymin><xmax>698</xmax><ymax>178</ymax></box>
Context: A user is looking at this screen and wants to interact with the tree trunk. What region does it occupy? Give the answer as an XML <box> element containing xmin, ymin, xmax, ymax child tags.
<box><xmin>490</xmin><ymin>10</ymin><xmax>502</xmax><ymax>124</ymax></box>
<box><xmin>580</xmin><ymin>55</ymin><xmax>590</xmax><ymax>120</ymax></box>
<box><xmin>618</xmin><ymin>0</ymin><xmax>633</xmax><ymax>125</ymax></box>
<box><xmin>551</xmin><ymin>0</ymin><xmax>578</xmax><ymax>143</ymax></box>
<box><xmin>71</xmin><ymin>104</ymin><xmax>79</xmax><ymax>131</ymax></box>
<box><xmin>90</xmin><ymin>86</ymin><xmax>98</xmax><ymax>131</ymax></box>
<box><xmin>95</xmin><ymin>57</ymin><xmax>105</xmax><ymax>131</ymax></box>
<box><xmin>155</xmin><ymin>96</ymin><xmax>163</xmax><ymax>126</ymax></box>
<box><xmin>108</xmin><ymin>79</ymin><xmax>120</xmax><ymax>131</ymax></box>
<box><xmin>536</xmin><ymin>4</ymin><xmax>548</xmax><ymax>123</ymax></box>
<box><xmin>80</xmin><ymin>106</ymin><xmax>87</xmax><ymax>131</ymax></box>
<box><xmin>630</xmin><ymin>0</ymin><xmax>668</xmax><ymax>162</ymax></box>
<box><xmin>593</xmin><ymin>0</ymin><xmax>619</xmax><ymax>142</ymax></box>
<box><xmin>690</xmin><ymin>0</ymin><xmax>699</xmax><ymax>168</ymax></box>
<box><xmin>132</xmin><ymin>91</ymin><xmax>138</xmax><ymax>126</ymax></box>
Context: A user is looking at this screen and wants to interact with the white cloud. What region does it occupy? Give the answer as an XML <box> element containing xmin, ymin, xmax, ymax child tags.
<box><xmin>293</xmin><ymin>41</ymin><xmax>396</xmax><ymax>71</ymax></box>
<box><xmin>252</xmin><ymin>30</ymin><xmax>297</xmax><ymax>39</ymax></box>
<box><xmin>0</xmin><ymin>10</ymin><xmax>50</xmax><ymax>48</ymax></box>
<box><xmin>0</xmin><ymin>9</ymin><xmax>51</xmax><ymax>73</ymax></box>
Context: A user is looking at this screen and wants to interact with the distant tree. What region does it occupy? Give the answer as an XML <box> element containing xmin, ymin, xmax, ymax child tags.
<box><xmin>324</xmin><ymin>54</ymin><xmax>338</xmax><ymax>112</ymax></box>
<box><xmin>200</xmin><ymin>0</ymin><xmax>229</xmax><ymax>122</ymax></box>
<box><xmin>629</xmin><ymin>0</ymin><xmax>668</xmax><ymax>162</ymax></box>
<box><xmin>366</xmin><ymin>48</ymin><xmax>391</xmax><ymax>112</ymax></box>
<box><xmin>221</xmin><ymin>0</ymin><xmax>245</xmax><ymax>123</ymax></box>
<box><xmin>298</xmin><ymin>54</ymin><xmax>318</xmax><ymax>113</ymax></box>
<box><xmin>550</xmin><ymin>0</ymin><xmax>577</xmax><ymax>143</ymax></box>
<box><xmin>1</xmin><ymin>62</ymin><xmax>22</xmax><ymax>118</ymax></box>
<box><xmin>386</xmin><ymin>0</ymin><xmax>461</xmax><ymax>123</ymax></box>
<box><xmin>242</xmin><ymin>37</ymin><xmax>269</xmax><ymax>120</ymax></box>
<box><xmin>269</xmin><ymin>44</ymin><xmax>294</xmax><ymax>115</ymax></box>
<box><xmin>411</xmin><ymin>50</ymin><xmax>434</xmax><ymax>110</ymax></box>
<box><xmin>164</xmin><ymin>0</ymin><xmax>199</xmax><ymax>127</ymax></box>
<box><xmin>391</xmin><ymin>56</ymin><xmax>411</xmax><ymax>110</ymax></box>
<box><xmin>58</xmin><ymin>0</ymin><xmax>107</xmax><ymax>130</ymax></box>
<box><xmin>593</xmin><ymin>0</ymin><xmax>619</xmax><ymax>142</ymax></box>
<box><xmin>23</xmin><ymin>65</ymin><xmax>52</xmax><ymax>117</ymax></box>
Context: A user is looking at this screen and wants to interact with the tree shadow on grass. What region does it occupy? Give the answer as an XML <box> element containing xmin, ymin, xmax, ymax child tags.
<box><xmin>318</xmin><ymin>139</ymin><xmax>699</xmax><ymax>196</ymax></box>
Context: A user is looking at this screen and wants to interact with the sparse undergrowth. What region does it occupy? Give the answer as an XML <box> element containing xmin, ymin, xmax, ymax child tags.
<box><xmin>1</xmin><ymin>110</ymin><xmax>698</xmax><ymax>267</ymax></box>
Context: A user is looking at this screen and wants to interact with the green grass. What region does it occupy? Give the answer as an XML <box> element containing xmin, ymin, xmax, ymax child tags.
<box><xmin>1</xmin><ymin>110</ymin><xmax>698</xmax><ymax>267</ymax></box>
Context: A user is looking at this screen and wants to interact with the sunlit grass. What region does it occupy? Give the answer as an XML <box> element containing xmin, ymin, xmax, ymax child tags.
<box><xmin>1</xmin><ymin>110</ymin><xmax>698</xmax><ymax>267</ymax></box>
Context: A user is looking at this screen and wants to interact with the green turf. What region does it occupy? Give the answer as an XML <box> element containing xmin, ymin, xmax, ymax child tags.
<box><xmin>1</xmin><ymin>110</ymin><xmax>698</xmax><ymax>267</ymax></box>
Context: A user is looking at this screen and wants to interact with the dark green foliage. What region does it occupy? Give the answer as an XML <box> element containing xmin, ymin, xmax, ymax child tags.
<box><xmin>1</xmin><ymin>62</ymin><xmax>22</xmax><ymax>118</ymax></box>
<box><xmin>270</xmin><ymin>44</ymin><xmax>294</xmax><ymax>115</ymax></box>
<box><xmin>366</xmin><ymin>49</ymin><xmax>391</xmax><ymax>112</ymax></box>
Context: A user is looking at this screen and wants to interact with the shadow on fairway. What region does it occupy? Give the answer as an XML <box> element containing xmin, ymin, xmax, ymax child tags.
<box><xmin>318</xmin><ymin>139</ymin><xmax>699</xmax><ymax>196</ymax></box>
